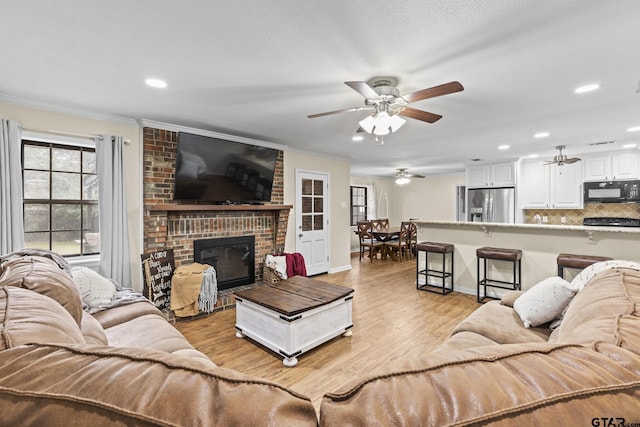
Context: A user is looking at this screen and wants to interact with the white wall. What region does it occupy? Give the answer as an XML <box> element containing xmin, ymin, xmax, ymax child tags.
<box><xmin>0</xmin><ymin>100</ymin><xmax>143</xmax><ymax>290</ymax></box>
<box><xmin>283</xmin><ymin>151</ymin><xmax>352</xmax><ymax>273</ymax></box>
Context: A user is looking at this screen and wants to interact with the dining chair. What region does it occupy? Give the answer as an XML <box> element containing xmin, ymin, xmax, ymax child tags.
<box><xmin>385</xmin><ymin>223</ymin><xmax>409</xmax><ymax>262</ymax></box>
<box><xmin>357</xmin><ymin>221</ymin><xmax>384</xmax><ymax>262</ymax></box>
<box><xmin>407</xmin><ymin>222</ymin><xmax>417</xmax><ymax>259</ymax></box>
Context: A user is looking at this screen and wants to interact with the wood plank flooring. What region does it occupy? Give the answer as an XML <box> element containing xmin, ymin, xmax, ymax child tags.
<box><xmin>175</xmin><ymin>254</ymin><xmax>478</xmax><ymax>410</ymax></box>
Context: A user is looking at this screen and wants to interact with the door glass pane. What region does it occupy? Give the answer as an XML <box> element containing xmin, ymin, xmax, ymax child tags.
<box><xmin>52</xmin><ymin>231</ymin><xmax>81</xmax><ymax>255</ymax></box>
<box><xmin>52</xmin><ymin>148</ymin><xmax>81</xmax><ymax>172</ymax></box>
<box><xmin>24</xmin><ymin>204</ymin><xmax>50</xmax><ymax>232</ymax></box>
<box><xmin>23</xmin><ymin>145</ymin><xmax>50</xmax><ymax>169</ymax></box>
<box><xmin>23</xmin><ymin>170</ymin><xmax>50</xmax><ymax>199</ymax></box>
<box><xmin>24</xmin><ymin>232</ymin><xmax>49</xmax><ymax>250</ymax></box>
<box><xmin>314</xmin><ymin>214</ymin><xmax>324</xmax><ymax>230</ymax></box>
<box><xmin>302</xmin><ymin>196</ymin><xmax>313</xmax><ymax>213</ymax></box>
<box><xmin>313</xmin><ymin>180</ymin><xmax>323</xmax><ymax>196</ymax></box>
<box><xmin>52</xmin><ymin>172</ymin><xmax>80</xmax><ymax>200</ymax></box>
<box><xmin>302</xmin><ymin>179</ymin><xmax>312</xmax><ymax>195</ymax></box>
<box><xmin>52</xmin><ymin>204</ymin><xmax>81</xmax><ymax>231</ymax></box>
<box><xmin>314</xmin><ymin>197</ymin><xmax>323</xmax><ymax>213</ymax></box>
<box><xmin>302</xmin><ymin>215</ymin><xmax>312</xmax><ymax>231</ymax></box>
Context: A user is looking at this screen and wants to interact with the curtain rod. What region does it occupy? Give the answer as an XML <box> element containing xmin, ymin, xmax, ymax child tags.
<box><xmin>22</xmin><ymin>128</ymin><xmax>131</xmax><ymax>144</ymax></box>
<box><xmin>23</xmin><ymin>127</ymin><xmax>104</xmax><ymax>140</ymax></box>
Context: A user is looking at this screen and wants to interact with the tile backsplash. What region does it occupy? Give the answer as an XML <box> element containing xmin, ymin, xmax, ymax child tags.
<box><xmin>524</xmin><ymin>203</ymin><xmax>640</xmax><ymax>225</ymax></box>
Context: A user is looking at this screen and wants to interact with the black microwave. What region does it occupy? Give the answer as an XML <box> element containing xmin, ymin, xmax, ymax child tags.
<box><xmin>583</xmin><ymin>180</ymin><xmax>640</xmax><ymax>203</ymax></box>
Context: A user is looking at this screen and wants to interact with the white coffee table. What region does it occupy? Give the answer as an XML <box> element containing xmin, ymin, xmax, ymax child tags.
<box><xmin>234</xmin><ymin>276</ymin><xmax>354</xmax><ymax>367</ymax></box>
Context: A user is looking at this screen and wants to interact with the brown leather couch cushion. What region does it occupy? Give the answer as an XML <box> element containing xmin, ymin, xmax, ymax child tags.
<box><xmin>0</xmin><ymin>256</ymin><xmax>83</xmax><ymax>325</ymax></box>
<box><xmin>320</xmin><ymin>344</ymin><xmax>640</xmax><ymax>426</ymax></box>
<box><xmin>92</xmin><ymin>301</ymin><xmax>163</xmax><ymax>329</ymax></box>
<box><xmin>553</xmin><ymin>268</ymin><xmax>639</xmax><ymax>355</ymax></box>
<box><xmin>451</xmin><ymin>301</ymin><xmax>551</xmax><ymax>344</ymax></box>
<box><xmin>0</xmin><ymin>343</ymin><xmax>318</xmax><ymax>427</ymax></box>
<box><xmin>80</xmin><ymin>311</ymin><xmax>108</xmax><ymax>345</ymax></box>
<box><xmin>1</xmin><ymin>286</ymin><xmax>85</xmax><ymax>350</ymax></box>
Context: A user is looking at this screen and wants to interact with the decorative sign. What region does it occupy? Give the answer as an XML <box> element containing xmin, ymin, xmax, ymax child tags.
<box><xmin>141</xmin><ymin>249</ymin><xmax>174</xmax><ymax>310</ymax></box>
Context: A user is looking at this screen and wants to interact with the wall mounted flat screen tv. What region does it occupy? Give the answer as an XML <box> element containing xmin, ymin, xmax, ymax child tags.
<box><xmin>173</xmin><ymin>132</ymin><xmax>278</xmax><ymax>204</ymax></box>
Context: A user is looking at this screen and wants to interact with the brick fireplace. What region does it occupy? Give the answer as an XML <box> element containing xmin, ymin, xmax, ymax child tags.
<box><xmin>142</xmin><ymin>127</ymin><xmax>290</xmax><ymax>312</ymax></box>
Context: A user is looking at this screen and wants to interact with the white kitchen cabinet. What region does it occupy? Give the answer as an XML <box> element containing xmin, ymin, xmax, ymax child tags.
<box><xmin>466</xmin><ymin>162</ymin><xmax>515</xmax><ymax>188</ymax></box>
<box><xmin>521</xmin><ymin>160</ymin><xmax>582</xmax><ymax>209</ymax></box>
<box><xmin>583</xmin><ymin>152</ymin><xmax>639</xmax><ymax>181</ymax></box>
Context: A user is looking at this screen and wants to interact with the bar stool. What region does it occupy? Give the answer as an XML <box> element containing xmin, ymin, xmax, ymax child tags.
<box><xmin>476</xmin><ymin>247</ymin><xmax>522</xmax><ymax>303</ymax></box>
<box><xmin>416</xmin><ymin>242</ymin><xmax>454</xmax><ymax>294</ymax></box>
<box><xmin>556</xmin><ymin>254</ymin><xmax>612</xmax><ymax>279</ymax></box>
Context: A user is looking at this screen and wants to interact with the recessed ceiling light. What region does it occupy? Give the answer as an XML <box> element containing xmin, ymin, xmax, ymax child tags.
<box><xmin>528</xmin><ymin>154</ymin><xmax>539</xmax><ymax>158</ymax></box>
<box><xmin>534</xmin><ymin>132</ymin><xmax>549</xmax><ymax>138</ymax></box>
<box><xmin>574</xmin><ymin>83</ymin><xmax>600</xmax><ymax>94</ymax></box>
<box><xmin>622</xmin><ymin>143</ymin><xmax>637</xmax><ymax>149</ymax></box>
<box><xmin>627</xmin><ymin>126</ymin><xmax>640</xmax><ymax>132</ymax></box>
<box><xmin>352</xmin><ymin>135</ymin><xmax>364</xmax><ymax>142</ymax></box>
<box><xmin>145</xmin><ymin>78</ymin><xmax>167</xmax><ymax>88</ymax></box>
<box><xmin>498</xmin><ymin>145</ymin><xmax>510</xmax><ymax>150</ymax></box>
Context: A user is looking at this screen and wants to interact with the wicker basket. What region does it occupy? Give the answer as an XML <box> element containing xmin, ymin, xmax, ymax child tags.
<box><xmin>263</xmin><ymin>265</ymin><xmax>283</xmax><ymax>284</ymax></box>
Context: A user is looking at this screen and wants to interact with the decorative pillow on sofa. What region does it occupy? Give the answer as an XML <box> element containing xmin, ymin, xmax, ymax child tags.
<box><xmin>513</xmin><ymin>276</ymin><xmax>576</xmax><ymax>328</ymax></box>
<box><xmin>71</xmin><ymin>267</ymin><xmax>116</xmax><ymax>309</ymax></box>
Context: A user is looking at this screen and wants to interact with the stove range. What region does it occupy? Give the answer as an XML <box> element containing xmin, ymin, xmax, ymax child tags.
<box><xmin>583</xmin><ymin>217</ymin><xmax>640</xmax><ymax>227</ymax></box>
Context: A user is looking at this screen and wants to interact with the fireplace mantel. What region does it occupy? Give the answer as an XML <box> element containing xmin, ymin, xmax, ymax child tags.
<box><xmin>148</xmin><ymin>204</ymin><xmax>292</xmax><ymax>213</ymax></box>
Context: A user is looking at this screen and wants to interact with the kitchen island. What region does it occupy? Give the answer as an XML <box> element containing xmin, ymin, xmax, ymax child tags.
<box><xmin>414</xmin><ymin>220</ymin><xmax>640</xmax><ymax>297</ymax></box>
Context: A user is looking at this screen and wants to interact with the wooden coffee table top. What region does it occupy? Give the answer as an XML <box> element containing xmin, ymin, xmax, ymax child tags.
<box><xmin>234</xmin><ymin>276</ymin><xmax>354</xmax><ymax>317</ymax></box>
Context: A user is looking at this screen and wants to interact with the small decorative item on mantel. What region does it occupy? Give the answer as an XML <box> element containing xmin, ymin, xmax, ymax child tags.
<box><xmin>141</xmin><ymin>249</ymin><xmax>175</xmax><ymax>320</ymax></box>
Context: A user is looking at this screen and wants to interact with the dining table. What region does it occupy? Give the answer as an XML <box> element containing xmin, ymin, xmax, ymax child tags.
<box><xmin>371</xmin><ymin>226</ymin><xmax>401</xmax><ymax>260</ymax></box>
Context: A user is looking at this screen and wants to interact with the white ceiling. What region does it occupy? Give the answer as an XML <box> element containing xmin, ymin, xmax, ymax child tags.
<box><xmin>2</xmin><ymin>1</ymin><xmax>640</xmax><ymax>177</ymax></box>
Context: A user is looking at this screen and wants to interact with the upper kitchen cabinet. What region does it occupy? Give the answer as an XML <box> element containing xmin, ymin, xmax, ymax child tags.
<box><xmin>521</xmin><ymin>160</ymin><xmax>582</xmax><ymax>209</ymax></box>
<box><xmin>466</xmin><ymin>162</ymin><xmax>516</xmax><ymax>188</ymax></box>
<box><xmin>583</xmin><ymin>151</ymin><xmax>639</xmax><ymax>181</ymax></box>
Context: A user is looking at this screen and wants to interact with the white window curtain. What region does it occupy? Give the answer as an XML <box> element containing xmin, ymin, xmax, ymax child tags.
<box><xmin>366</xmin><ymin>184</ymin><xmax>377</xmax><ymax>219</ymax></box>
<box><xmin>96</xmin><ymin>135</ymin><xmax>131</xmax><ymax>287</ymax></box>
<box><xmin>0</xmin><ymin>119</ymin><xmax>24</xmax><ymax>254</ymax></box>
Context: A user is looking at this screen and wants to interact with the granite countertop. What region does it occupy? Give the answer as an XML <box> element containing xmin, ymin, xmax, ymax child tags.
<box><xmin>413</xmin><ymin>219</ymin><xmax>640</xmax><ymax>234</ymax></box>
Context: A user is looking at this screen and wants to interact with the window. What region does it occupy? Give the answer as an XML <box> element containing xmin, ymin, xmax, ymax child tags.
<box><xmin>350</xmin><ymin>186</ymin><xmax>367</xmax><ymax>226</ymax></box>
<box><xmin>22</xmin><ymin>140</ymin><xmax>100</xmax><ymax>256</ymax></box>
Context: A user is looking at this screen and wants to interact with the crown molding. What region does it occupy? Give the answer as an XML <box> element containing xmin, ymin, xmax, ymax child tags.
<box><xmin>0</xmin><ymin>93</ymin><xmax>139</xmax><ymax>127</ymax></box>
<box><xmin>138</xmin><ymin>119</ymin><xmax>288</xmax><ymax>151</ymax></box>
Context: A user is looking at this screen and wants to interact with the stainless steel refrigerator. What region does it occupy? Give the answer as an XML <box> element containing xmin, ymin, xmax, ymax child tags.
<box><xmin>467</xmin><ymin>187</ymin><xmax>515</xmax><ymax>223</ymax></box>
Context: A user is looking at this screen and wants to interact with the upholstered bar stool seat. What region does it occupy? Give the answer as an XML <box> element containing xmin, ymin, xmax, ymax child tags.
<box><xmin>556</xmin><ymin>253</ymin><xmax>612</xmax><ymax>278</ymax></box>
<box><xmin>416</xmin><ymin>242</ymin><xmax>454</xmax><ymax>295</ymax></box>
<box><xmin>476</xmin><ymin>247</ymin><xmax>522</xmax><ymax>303</ymax></box>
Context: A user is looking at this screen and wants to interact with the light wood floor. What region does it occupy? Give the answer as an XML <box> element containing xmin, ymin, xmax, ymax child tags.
<box><xmin>175</xmin><ymin>254</ymin><xmax>479</xmax><ymax>410</ymax></box>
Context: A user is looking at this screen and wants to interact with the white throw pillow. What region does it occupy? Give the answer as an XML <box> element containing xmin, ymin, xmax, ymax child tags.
<box><xmin>265</xmin><ymin>254</ymin><xmax>288</xmax><ymax>279</ymax></box>
<box><xmin>513</xmin><ymin>276</ymin><xmax>576</xmax><ymax>328</ymax></box>
<box><xmin>71</xmin><ymin>267</ymin><xmax>116</xmax><ymax>308</ymax></box>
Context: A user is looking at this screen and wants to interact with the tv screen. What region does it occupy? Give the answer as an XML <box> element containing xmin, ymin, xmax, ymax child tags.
<box><xmin>173</xmin><ymin>132</ymin><xmax>278</xmax><ymax>203</ymax></box>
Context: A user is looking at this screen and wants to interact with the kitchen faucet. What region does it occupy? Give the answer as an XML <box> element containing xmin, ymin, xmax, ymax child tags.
<box><xmin>533</xmin><ymin>214</ymin><xmax>542</xmax><ymax>224</ymax></box>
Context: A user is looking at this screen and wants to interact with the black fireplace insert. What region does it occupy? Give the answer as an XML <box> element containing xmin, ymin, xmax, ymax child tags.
<box><xmin>194</xmin><ymin>235</ymin><xmax>255</xmax><ymax>290</ymax></box>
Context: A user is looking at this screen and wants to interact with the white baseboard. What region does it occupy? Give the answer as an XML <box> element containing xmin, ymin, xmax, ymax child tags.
<box><xmin>329</xmin><ymin>264</ymin><xmax>352</xmax><ymax>274</ymax></box>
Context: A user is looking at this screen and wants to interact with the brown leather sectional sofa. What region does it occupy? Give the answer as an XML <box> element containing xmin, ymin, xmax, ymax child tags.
<box><xmin>2</xmin><ymin>251</ymin><xmax>640</xmax><ymax>426</ymax></box>
<box><xmin>0</xmin><ymin>253</ymin><xmax>317</xmax><ymax>426</ymax></box>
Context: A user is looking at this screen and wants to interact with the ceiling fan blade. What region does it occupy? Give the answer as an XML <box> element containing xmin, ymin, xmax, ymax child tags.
<box><xmin>345</xmin><ymin>81</ymin><xmax>380</xmax><ymax>99</ymax></box>
<box><xmin>410</xmin><ymin>174</ymin><xmax>426</xmax><ymax>179</ymax></box>
<box><xmin>307</xmin><ymin>106</ymin><xmax>371</xmax><ymax>118</ymax></box>
<box><xmin>398</xmin><ymin>107</ymin><xmax>442</xmax><ymax>123</ymax></box>
<box><xmin>565</xmin><ymin>158</ymin><xmax>581</xmax><ymax>164</ymax></box>
<box><xmin>401</xmin><ymin>81</ymin><xmax>464</xmax><ymax>104</ymax></box>
<box><xmin>356</xmin><ymin>126</ymin><xmax>366</xmax><ymax>133</ymax></box>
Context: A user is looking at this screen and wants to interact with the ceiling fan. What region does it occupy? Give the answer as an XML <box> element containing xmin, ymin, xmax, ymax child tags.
<box><xmin>307</xmin><ymin>77</ymin><xmax>464</xmax><ymax>138</ymax></box>
<box><xmin>543</xmin><ymin>145</ymin><xmax>581</xmax><ymax>166</ymax></box>
<box><xmin>394</xmin><ymin>168</ymin><xmax>424</xmax><ymax>185</ymax></box>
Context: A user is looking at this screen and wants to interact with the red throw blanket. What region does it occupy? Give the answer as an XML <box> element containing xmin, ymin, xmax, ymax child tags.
<box><xmin>284</xmin><ymin>252</ymin><xmax>307</xmax><ymax>278</ymax></box>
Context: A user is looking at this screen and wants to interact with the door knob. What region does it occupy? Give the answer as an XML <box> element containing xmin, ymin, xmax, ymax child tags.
<box><xmin>298</xmin><ymin>233</ymin><xmax>303</xmax><ymax>238</ymax></box>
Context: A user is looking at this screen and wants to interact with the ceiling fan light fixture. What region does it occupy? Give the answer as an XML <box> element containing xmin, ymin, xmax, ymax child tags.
<box><xmin>389</xmin><ymin>114</ymin><xmax>407</xmax><ymax>132</ymax></box>
<box><xmin>395</xmin><ymin>176</ymin><xmax>410</xmax><ymax>185</ymax></box>
<box><xmin>358</xmin><ymin>115</ymin><xmax>375</xmax><ymax>133</ymax></box>
<box><xmin>373</xmin><ymin>125</ymin><xmax>390</xmax><ymax>136</ymax></box>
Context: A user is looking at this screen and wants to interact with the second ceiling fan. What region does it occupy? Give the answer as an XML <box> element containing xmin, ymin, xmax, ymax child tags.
<box><xmin>307</xmin><ymin>77</ymin><xmax>464</xmax><ymax>137</ymax></box>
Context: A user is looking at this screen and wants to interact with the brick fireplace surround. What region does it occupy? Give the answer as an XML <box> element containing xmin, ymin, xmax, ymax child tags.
<box><xmin>142</xmin><ymin>127</ymin><xmax>290</xmax><ymax>313</ymax></box>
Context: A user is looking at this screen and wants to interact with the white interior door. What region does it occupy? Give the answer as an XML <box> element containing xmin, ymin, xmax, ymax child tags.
<box><xmin>296</xmin><ymin>170</ymin><xmax>329</xmax><ymax>276</ymax></box>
